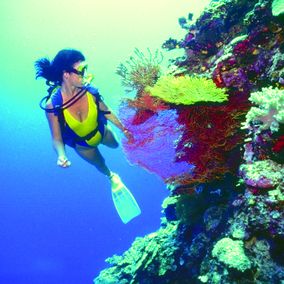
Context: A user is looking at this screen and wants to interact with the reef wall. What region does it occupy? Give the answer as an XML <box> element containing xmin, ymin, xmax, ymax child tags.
<box><xmin>94</xmin><ymin>0</ymin><xmax>284</xmax><ymax>283</ymax></box>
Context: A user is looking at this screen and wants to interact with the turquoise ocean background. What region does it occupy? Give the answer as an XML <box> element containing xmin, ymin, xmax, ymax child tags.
<box><xmin>0</xmin><ymin>1</ymin><xmax>209</xmax><ymax>283</ymax></box>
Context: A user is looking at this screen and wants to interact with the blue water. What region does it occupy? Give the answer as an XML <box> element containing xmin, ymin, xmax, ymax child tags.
<box><xmin>0</xmin><ymin>1</ymin><xmax>210</xmax><ymax>283</ymax></box>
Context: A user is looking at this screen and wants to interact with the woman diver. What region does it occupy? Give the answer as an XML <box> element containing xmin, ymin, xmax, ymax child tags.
<box><xmin>35</xmin><ymin>49</ymin><xmax>131</xmax><ymax>180</ymax></box>
<box><xmin>35</xmin><ymin>48</ymin><xmax>141</xmax><ymax>223</ymax></box>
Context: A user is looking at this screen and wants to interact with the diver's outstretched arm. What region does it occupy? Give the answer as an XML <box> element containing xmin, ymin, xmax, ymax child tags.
<box><xmin>98</xmin><ymin>100</ymin><xmax>132</xmax><ymax>140</ymax></box>
<box><xmin>45</xmin><ymin>99</ymin><xmax>71</xmax><ymax>168</ymax></box>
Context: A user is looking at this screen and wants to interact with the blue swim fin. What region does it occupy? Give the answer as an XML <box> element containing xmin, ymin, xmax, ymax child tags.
<box><xmin>110</xmin><ymin>173</ymin><xmax>141</xmax><ymax>224</ymax></box>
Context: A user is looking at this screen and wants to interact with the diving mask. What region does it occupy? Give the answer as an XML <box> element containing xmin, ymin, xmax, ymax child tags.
<box><xmin>70</xmin><ymin>62</ymin><xmax>95</xmax><ymax>84</ymax></box>
<box><xmin>70</xmin><ymin>62</ymin><xmax>88</xmax><ymax>77</ymax></box>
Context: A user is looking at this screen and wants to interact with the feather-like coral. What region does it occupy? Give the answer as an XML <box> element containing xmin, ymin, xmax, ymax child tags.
<box><xmin>116</xmin><ymin>48</ymin><xmax>163</xmax><ymax>92</ymax></box>
<box><xmin>146</xmin><ymin>75</ymin><xmax>228</xmax><ymax>105</ymax></box>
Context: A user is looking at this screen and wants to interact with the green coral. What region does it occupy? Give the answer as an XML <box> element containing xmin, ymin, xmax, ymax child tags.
<box><xmin>212</xmin><ymin>237</ymin><xmax>251</xmax><ymax>272</ymax></box>
<box><xmin>272</xmin><ymin>0</ymin><xmax>284</xmax><ymax>16</ymax></box>
<box><xmin>268</xmin><ymin>188</ymin><xmax>284</xmax><ymax>202</ymax></box>
<box><xmin>198</xmin><ymin>275</ymin><xmax>209</xmax><ymax>283</ymax></box>
<box><xmin>242</xmin><ymin>87</ymin><xmax>284</xmax><ymax>132</ymax></box>
<box><xmin>230</xmin><ymin>223</ymin><xmax>246</xmax><ymax>240</ymax></box>
<box><xmin>240</xmin><ymin>159</ymin><xmax>284</xmax><ymax>188</ymax></box>
<box><xmin>145</xmin><ymin>75</ymin><xmax>228</xmax><ymax>105</ymax></box>
<box><xmin>161</xmin><ymin>195</ymin><xmax>179</xmax><ymax>209</ymax></box>
<box><xmin>94</xmin><ymin>222</ymin><xmax>180</xmax><ymax>284</ymax></box>
<box><xmin>116</xmin><ymin>48</ymin><xmax>163</xmax><ymax>92</ymax></box>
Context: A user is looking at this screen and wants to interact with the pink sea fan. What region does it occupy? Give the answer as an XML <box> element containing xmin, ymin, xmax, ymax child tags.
<box><xmin>119</xmin><ymin>106</ymin><xmax>194</xmax><ymax>182</ymax></box>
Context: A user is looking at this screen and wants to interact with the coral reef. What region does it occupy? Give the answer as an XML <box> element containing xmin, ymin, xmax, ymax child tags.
<box><xmin>120</xmin><ymin>93</ymin><xmax>246</xmax><ymax>187</ymax></box>
<box><xmin>116</xmin><ymin>0</ymin><xmax>284</xmax><ymax>187</ymax></box>
<box><xmin>94</xmin><ymin>0</ymin><xmax>284</xmax><ymax>283</ymax></box>
<box><xmin>119</xmin><ymin>73</ymin><xmax>248</xmax><ymax>187</ymax></box>
<box><xmin>95</xmin><ymin>176</ymin><xmax>237</xmax><ymax>284</ymax></box>
<box><xmin>95</xmin><ymin>222</ymin><xmax>181</xmax><ymax>284</ymax></box>
<box><xmin>169</xmin><ymin>0</ymin><xmax>284</xmax><ymax>89</ymax></box>
<box><xmin>119</xmin><ymin>72</ymin><xmax>244</xmax><ymax>186</ymax></box>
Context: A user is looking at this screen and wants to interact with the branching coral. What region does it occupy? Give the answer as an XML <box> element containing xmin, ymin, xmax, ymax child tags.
<box><xmin>242</xmin><ymin>87</ymin><xmax>284</xmax><ymax>133</ymax></box>
<box><xmin>116</xmin><ymin>48</ymin><xmax>163</xmax><ymax>92</ymax></box>
<box><xmin>240</xmin><ymin>88</ymin><xmax>284</xmax><ymax>165</ymax></box>
<box><xmin>146</xmin><ymin>75</ymin><xmax>228</xmax><ymax>105</ymax></box>
<box><xmin>267</xmin><ymin>48</ymin><xmax>284</xmax><ymax>84</ymax></box>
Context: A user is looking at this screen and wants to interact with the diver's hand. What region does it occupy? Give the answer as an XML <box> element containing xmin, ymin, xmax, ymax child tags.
<box><xmin>123</xmin><ymin>129</ymin><xmax>134</xmax><ymax>142</ymax></box>
<box><xmin>57</xmin><ymin>156</ymin><xmax>71</xmax><ymax>168</ymax></box>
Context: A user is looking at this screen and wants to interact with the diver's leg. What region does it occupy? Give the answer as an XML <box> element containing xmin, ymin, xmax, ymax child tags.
<box><xmin>101</xmin><ymin>127</ymin><xmax>119</xmax><ymax>148</ymax></box>
<box><xmin>75</xmin><ymin>145</ymin><xmax>111</xmax><ymax>177</ymax></box>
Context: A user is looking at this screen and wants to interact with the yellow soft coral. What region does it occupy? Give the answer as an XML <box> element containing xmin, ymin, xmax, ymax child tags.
<box><xmin>146</xmin><ymin>75</ymin><xmax>228</xmax><ymax>105</ymax></box>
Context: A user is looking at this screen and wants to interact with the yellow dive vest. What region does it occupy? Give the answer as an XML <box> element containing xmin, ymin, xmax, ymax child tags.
<box><xmin>63</xmin><ymin>92</ymin><xmax>103</xmax><ymax>146</ymax></box>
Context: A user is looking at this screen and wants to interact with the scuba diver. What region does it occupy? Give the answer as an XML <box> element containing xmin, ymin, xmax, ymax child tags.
<box><xmin>35</xmin><ymin>49</ymin><xmax>141</xmax><ymax>223</ymax></box>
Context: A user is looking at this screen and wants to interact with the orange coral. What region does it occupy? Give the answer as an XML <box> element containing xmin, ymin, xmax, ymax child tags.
<box><xmin>126</xmin><ymin>91</ymin><xmax>170</xmax><ymax>112</ymax></box>
<box><xmin>125</xmin><ymin>91</ymin><xmax>170</xmax><ymax>125</ymax></box>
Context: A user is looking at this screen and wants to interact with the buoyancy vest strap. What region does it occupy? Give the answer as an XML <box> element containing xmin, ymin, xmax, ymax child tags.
<box><xmin>74</xmin><ymin>125</ymin><xmax>100</xmax><ymax>142</ymax></box>
<box><xmin>101</xmin><ymin>110</ymin><xmax>111</xmax><ymax>115</ymax></box>
<box><xmin>60</xmin><ymin>89</ymin><xmax>87</xmax><ymax>110</ymax></box>
<box><xmin>40</xmin><ymin>88</ymin><xmax>87</xmax><ymax>113</ymax></box>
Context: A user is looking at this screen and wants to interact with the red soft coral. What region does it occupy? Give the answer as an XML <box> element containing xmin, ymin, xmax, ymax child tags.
<box><xmin>171</xmin><ymin>95</ymin><xmax>249</xmax><ymax>186</ymax></box>
<box><xmin>272</xmin><ymin>135</ymin><xmax>284</xmax><ymax>152</ymax></box>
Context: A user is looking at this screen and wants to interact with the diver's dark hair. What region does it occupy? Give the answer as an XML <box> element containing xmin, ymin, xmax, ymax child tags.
<box><xmin>34</xmin><ymin>49</ymin><xmax>85</xmax><ymax>85</ymax></box>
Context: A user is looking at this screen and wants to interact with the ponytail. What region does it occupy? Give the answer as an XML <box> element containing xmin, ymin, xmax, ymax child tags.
<box><xmin>34</xmin><ymin>57</ymin><xmax>59</xmax><ymax>85</ymax></box>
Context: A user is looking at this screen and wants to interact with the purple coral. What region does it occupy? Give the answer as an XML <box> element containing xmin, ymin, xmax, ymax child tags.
<box><xmin>119</xmin><ymin>107</ymin><xmax>194</xmax><ymax>182</ymax></box>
